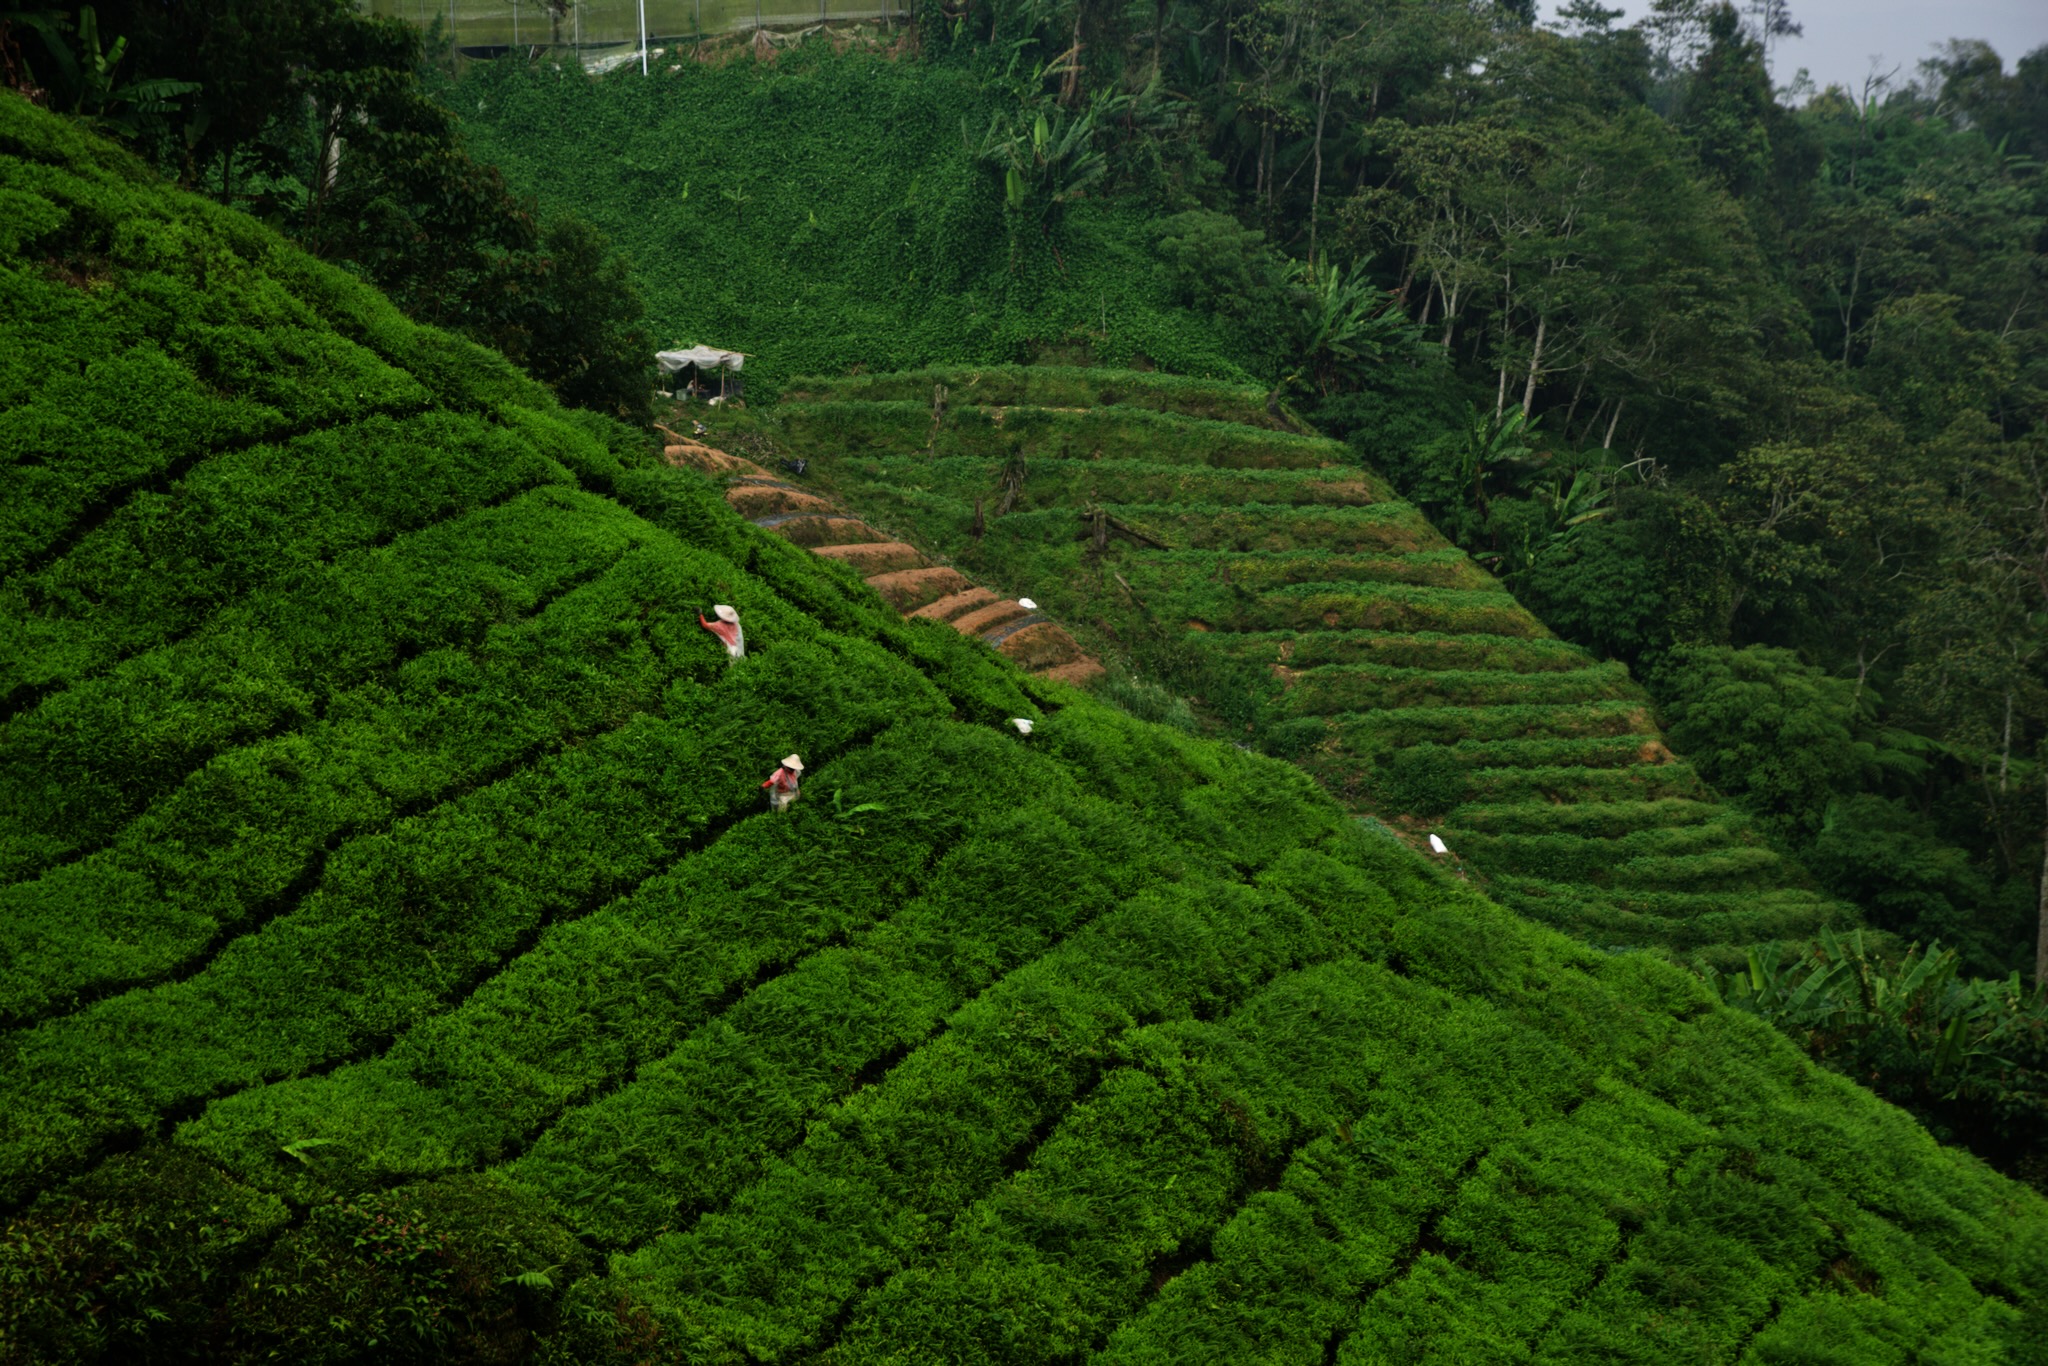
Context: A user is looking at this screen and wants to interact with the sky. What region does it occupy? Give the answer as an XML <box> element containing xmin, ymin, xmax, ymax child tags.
<box><xmin>1545</xmin><ymin>0</ymin><xmax>2048</xmax><ymax>97</ymax></box>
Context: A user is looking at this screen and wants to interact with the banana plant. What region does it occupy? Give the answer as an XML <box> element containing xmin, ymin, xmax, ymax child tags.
<box><xmin>1445</xmin><ymin>404</ymin><xmax>1538</xmax><ymax>548</ymax></box>
<box><xmin>974</xmin><ymin>102</ymin><xmax>1110</xmax><ymax>219</ymax></box>
<box><xmin>6</xmin><ymin>7</ymin><xmax>198</xmax><ymax>138</ymax></box>
<box><xmin>970</xmin><ymin>74</ymin><xmax>1119</xmax><ymax>235</ymax></box>
<box><xmin>1504</xmin><ymin>456</ymin><xmax>1618</xmax><ymax>574</ymax></box>
<box><xmin>1270</xmin><ymin>253</ymin><xmax>1420</xmax><ymax>400</ymax></box>
<box><xmin>1707</xmin><ymin>929</ymin><xmax>2035</xmax><ymax>1093</ymax></box>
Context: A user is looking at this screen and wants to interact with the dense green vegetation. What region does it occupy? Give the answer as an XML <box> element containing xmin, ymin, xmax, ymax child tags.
<box><xmin>442</xmin><ymin>0</ymin><xmax>2047</xmax><ymax>995</ymax></box>
<box><xmin>7</xmin><ymin>92</ymin><xmax>2048</xmax><ymax>1364</ymax></box>
<box><xmin>4</xmin><ymin>0</ymin><xmax>655</xmax><ymax>418</ymax></box>
<box><xmin>727</xmin><ymin>367</ymin><xmax>1852</xmax><ymax>972</ymax></box>
<box><xmin>24</xmin><ymin>0</ymin><xmax>2042</xmax><ymax>984</ymax></box>
<box><xmin>422</xmin><ymin>8</ymin><xmax>2048</xmax><ymax>1181</ymax></box>
<box><xmin>451</xmin><ymin>44</ymin><xmax>1249</xmax><ymax>393</ymax></box>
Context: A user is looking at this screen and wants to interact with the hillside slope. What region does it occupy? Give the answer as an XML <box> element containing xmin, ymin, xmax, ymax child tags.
<box><xmin>3</xmin><ymin>97</ymin><xmax>2046</xmax><ymax>1365</ymax></box>
<box><xmin>656</xmin><ymin>425</ymin><xmax>1107</xmax><ymax>684</ymax></box>
<box><xmin>719</xmin><ymin>367</ymin><xmax>1849</xmax><ymax>965</ymax></box>
<box><xmin>453</xmin><ymin>49</ymin><xmax>1246</xmax><ymax>395</ymax></box>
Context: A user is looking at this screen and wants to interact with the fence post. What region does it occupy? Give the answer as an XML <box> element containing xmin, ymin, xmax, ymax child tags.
<box><xmin>638</xmin><ymin>0</ymin><xmax>648</xmax><ymax>72</ymax></box>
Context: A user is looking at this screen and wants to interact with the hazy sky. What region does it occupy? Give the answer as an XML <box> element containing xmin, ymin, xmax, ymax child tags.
<box><xmin>1545</xmin><ymin>1</ymin><xmax>2048</xmax><ymax>97</ymax></box>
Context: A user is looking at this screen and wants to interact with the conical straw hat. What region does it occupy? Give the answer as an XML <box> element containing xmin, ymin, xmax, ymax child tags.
<box><xmin>713</xmin><ymin>604</ymin><xmax>740</xmax><ymax>623</ymax></box>
<box><xmin>781</xmin><ymin>754</ymin><xmax>804</xmax><ymax>771</ymax></box>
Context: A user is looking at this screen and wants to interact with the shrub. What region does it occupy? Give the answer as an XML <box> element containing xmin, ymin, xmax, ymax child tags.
<box><xmin>8</xmin><ymin>95</ymin><xmax>2047</xmax><ymax>1362</ymax></box>
<box><xmin>1098</xmin><ymin>673</ymin><xmax>1197</xmax><ymax>732</ymax></box>
<box><xmin>1374</xmin><ymin>743</ymin><xmax>1466</xmax><ymax>817</ymax></box>
<box><xmin>228</xmin><ymin>1176</ymin><xmax>589</xmax><ymax>1365</ymax></box>
<box><xmin>1807</xmin><ymin>794</ymin><xmax>2028</xmax><ymax>976</ymax></box>
<box><xmin>785</xmin><ymin>365</ymin><xmax>1293</xmax><ymax>431</ymax></box>
<box><xmin>1651</xmin><ymin>645</ymin><xmax>1871</xmax><ymax>839</ymax></box>
<box><xmin>1708</xmin><ymin>931</ymin><xmax>2048</xmax><ymax>1187</ymax></box>
<box><xmin>0</xmin><ymin>1147</ymin><xmax>287</xmax><ymax>1366</ymax></box>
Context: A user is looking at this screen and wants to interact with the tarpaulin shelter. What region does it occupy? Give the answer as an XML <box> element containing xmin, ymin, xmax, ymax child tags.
<box><xmin>656</xmin><ymin>346</ymin><xmax>746</xmax><ymax>402</ymax></box>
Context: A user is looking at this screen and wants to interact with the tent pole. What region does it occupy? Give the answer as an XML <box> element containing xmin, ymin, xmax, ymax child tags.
<box><xmin>638</xmin><ymin>0</ymin><xmax>648</xmax><ymax>73</ymax></box>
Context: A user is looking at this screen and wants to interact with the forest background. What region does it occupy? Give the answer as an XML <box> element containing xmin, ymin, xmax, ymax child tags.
<box><xmin>4</xmin><ymin>0</ymin><xmax>2046</xmax><ymax>1124</ymax></box>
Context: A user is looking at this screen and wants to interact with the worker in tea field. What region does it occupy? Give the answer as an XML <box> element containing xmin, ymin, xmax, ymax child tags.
<box><xmin>699</xmin><ymin>604</ymin><xmax>745</xmax><ymax>658</ymax></box>
<box><xmin>761</xmin><ymin>754</ymin><xmax>803</xmax><ymax>811</ymax></box>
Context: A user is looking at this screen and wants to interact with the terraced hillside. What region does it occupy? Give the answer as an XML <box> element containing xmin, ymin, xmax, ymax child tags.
<box><xmin>748</xmin><ymin>367</ymin><xmax>1847</xmax><ymax>962</ymax></box>
<box><xmin>656</xmin><ymin>427</ymin><xmax>1106</xmax><ymax>686</ymax></box>
<box><xmin>6</xmin><ymin>99</ymin><xmax>2047</xmax><ymax>1364</ymax></box>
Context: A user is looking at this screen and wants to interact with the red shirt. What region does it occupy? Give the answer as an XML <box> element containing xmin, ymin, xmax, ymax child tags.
<box><xmin>761</xmin><ymin>766</ymin><xmax>800</xmax><ymax>793</ymax></box>
<box><xmin>699</xmin><ymin>613</ymin><xmax>744</xmax><ymax>655</ymax></box>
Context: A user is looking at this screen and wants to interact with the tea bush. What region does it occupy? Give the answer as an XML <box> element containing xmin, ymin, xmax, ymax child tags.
<box><xmin>737</xmin><ymin>367</ymin><xmax>1845</xmax><ymax>970</ymax></box>
<box><xmin>1373</xmin><ymin>742</ymin><xmax>1467</xmax><ymax>817</ymax></box>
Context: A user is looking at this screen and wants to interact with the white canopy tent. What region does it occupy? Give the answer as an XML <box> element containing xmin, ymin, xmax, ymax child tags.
<box><xmin>656</xmin><ymin>346</ymin><xmax>746</xmax><ymax>375</ymax></box>
<box><xmin>656</xmin><ymin>346</ymin><xmax>747</xmax><ymax>402</ymax></box>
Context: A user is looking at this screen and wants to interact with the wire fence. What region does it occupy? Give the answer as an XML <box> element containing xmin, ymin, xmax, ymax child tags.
<box><xmin>370</xmin><ymin>0</ymin><xmax>913</xmax><ymax>63</ymax></box>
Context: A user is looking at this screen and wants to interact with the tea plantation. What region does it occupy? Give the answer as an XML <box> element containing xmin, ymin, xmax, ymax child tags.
<box><xmin>722</xmin><ymin>368</ymin><xmax>1848</xmax><ymax>966</ymax></box>
<box><xmin>4</xmin><ymin>96</ymin><xmax>2048</xmax><ymax>1365</ymax></box>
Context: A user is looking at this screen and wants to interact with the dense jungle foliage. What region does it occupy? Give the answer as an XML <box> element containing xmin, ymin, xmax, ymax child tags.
<box><xmin>4</xmin><ymin>92</ymin><xmax>2048</xmax><ymax>1364</ymax></box>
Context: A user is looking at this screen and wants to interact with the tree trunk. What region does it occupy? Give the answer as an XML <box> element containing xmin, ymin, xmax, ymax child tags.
<box><xmin>1561</xmin><ymin>367</ymin><xmax>1589</xmax><ymax>435</ymax></box>
<box><xmin>1602</xmin><ymin>397</ymin><xmax>1624</xmax><ymax>449</ymax></box>
<box><xmin>1309</xmin><ymin>71</ymin><xmax>1330</xmax><ymax>259</ymax></box>
<box><xmin>1840</xmin><ymin>245</ymin><xmax>1862</xmax><ymax>367</ymax></box>
<box><xmin>1579</xmin><ymin>396</ymin><xmax>1608</xmax><ymax>447</ymax></box>
<box><xmin>1495</xmin><ymin>268</ymin><xmax>1513</xmax><ymax>416</ymax></box>
<box><xmin>2038</xmin><ymin>764</ymin><xmax>2047</xmax><ymax>989</ymax></box>
<box><xmin>1061</xmin><ymin>10</ymin><xmax>1085</xmax><ymax>105</ymax></box>
<box><xmin>1394</xmin><ymin>244</ymin><xmax>1418</xmax><ymax>311</ymax></box>
<box><xmin>1999</xmin><ymin>691</ymin><xmax>2013</xmax><ymax>793</ymax></box>
<box><xmin>1520</xmin><ymin>314</ymin><xmax>1548</xmax><ymax>418</ymax></box>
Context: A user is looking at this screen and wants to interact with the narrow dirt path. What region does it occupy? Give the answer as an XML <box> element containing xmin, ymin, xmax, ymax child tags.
<box><xmin>660</xmin><ymin>434</ymin><xmax>1105</xmax><ymax>686</ymax></box>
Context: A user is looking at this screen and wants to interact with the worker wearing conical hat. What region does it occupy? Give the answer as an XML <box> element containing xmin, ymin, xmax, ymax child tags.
<box><xmin>699</xmin><ymin>604</ymin><xmax>745</xmax><ymax>659</ymax></box>
<box><xmin>761</xmin><ymin>754</ymin><xmax>803</xmax><ymax>812</ymax></box>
